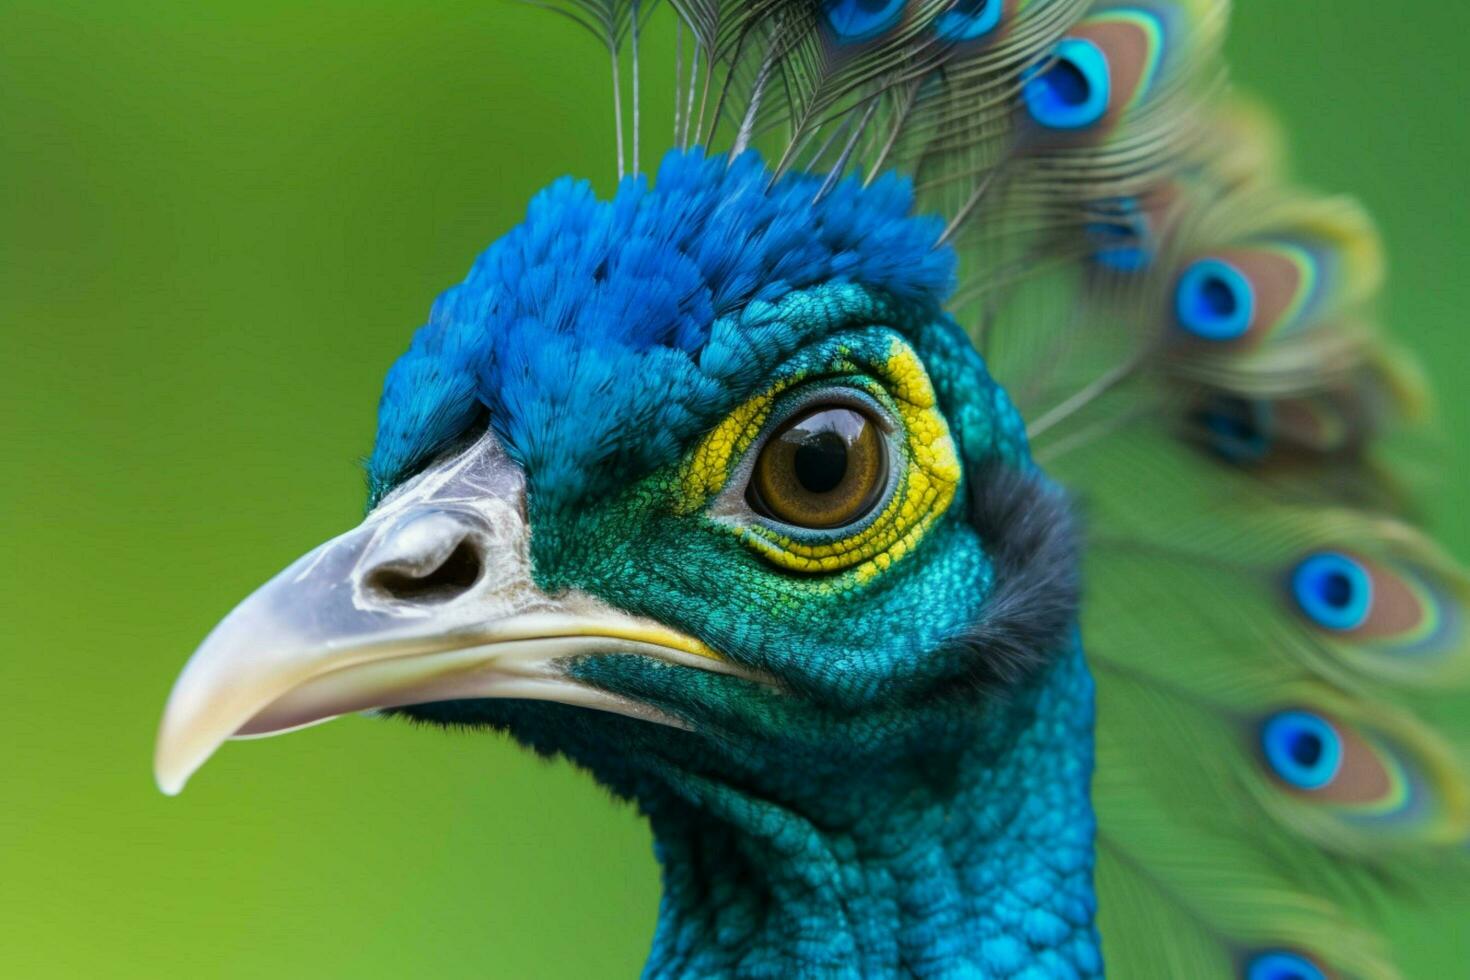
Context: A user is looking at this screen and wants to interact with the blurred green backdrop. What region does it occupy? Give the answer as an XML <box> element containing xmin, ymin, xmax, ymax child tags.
<box><xmin>3</xmin><ymin>2</ymin><xmax>1467</xmax><ymax>976</ymax></box>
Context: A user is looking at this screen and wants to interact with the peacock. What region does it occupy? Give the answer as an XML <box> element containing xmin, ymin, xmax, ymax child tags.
<box><xmin>154</xmin><ymin>1</ymin><xmax>1470</xmax><ymax>976</ymax></box>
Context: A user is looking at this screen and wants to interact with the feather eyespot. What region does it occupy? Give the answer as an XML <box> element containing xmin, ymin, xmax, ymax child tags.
<box><xmin>1175</xmin><ymin>258</ymin><xmax>1256</xmax><ymax>340</ymax></box>
<box><xmin>1022</xmin><ymin>38</ymin><xmax>1111</xmax><ymax>130</ymax></box>
<box><xmin>1292</xmin><ymin>552</ymin><xmax>1373</xmax><ymax>631</ymax></box>
<box><xmin>822</xmin><ymin>0</ymin><xmax>905</xmax><ymax>42</ymax></box>
<box><xmin>1171</xmin><ymin>205</ymin><xmax>1383</xmax><ymax>348</ymax></box>
<box><xmin>1244</xmin><ymin>950</ymin><xmax>1328</xmax><ymax>980</ymax></box>
<box><xmin>747</xmin><ymin>405</ymin><xmax>888</xmax><ymax>530</ymax></box>
<box><xmin>1252</xmin><ymin>690</ymin><xmax>1470</xmax><ymax>844</ymax></box>
<box><xmin>1086</xmin><ymin>196</ymin><xmax>1153</xmax><ymax>272</ymax></box>
<box><xmin>1260</xmin><ymin>710</ymin><xmax>1343</xmax><ymax>791</ymax></box>
<box><xmin>1192</xmin><ymin>395</ymin><xmax>1273</xmax><ymax>464</ymax></box>
<box><xmin>935</xmin><ymin>0</ymin><xmax>1002</xmax><ymax>41</ymax></box>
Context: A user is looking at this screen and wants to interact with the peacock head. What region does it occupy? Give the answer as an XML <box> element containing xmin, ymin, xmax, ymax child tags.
<box><xmin>155</xmin><ymin>150</ymin><xmax>1080</xmax><ymax>807</ymax></box>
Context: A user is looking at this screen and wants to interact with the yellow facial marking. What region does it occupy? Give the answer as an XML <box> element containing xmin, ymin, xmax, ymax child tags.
<box><xmin>676</xmin><ymin>357</ymin><xmax>852</xmax><ymax>512</ymax></box>
<box><xmin>678</xmin><ymin>384</ymin><xmax>781</xmax><ymax>511</ymax></box>
<box><xmin>681</xmin><ymin>334</ymin><xmax>960</xmax><ymax>583</ymax></box>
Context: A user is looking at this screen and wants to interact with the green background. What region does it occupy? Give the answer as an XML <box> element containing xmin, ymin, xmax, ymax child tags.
<box><xmin>3</xmin><ymin>2</ymin><xmax>1466</xmax><ymax>976</ymax></box>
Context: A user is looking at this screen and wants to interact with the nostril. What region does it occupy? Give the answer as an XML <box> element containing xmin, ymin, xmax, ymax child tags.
<box><xmin>365</xmin><ymin>537</ymin><xmax>484</xmax><ymax>604</ymax></box>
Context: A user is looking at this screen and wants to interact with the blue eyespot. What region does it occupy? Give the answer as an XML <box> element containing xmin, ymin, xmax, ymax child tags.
<box><xmin>1245</xmin><ymin>950</ymin><xmax>1328</xmax><ymax>980</ymax></box>
<box><xmin>936</xmin><ymin>0</ymin><xmax>1002</xmax><ymax>41</ymax></box>
<box><xmin>1175</xmin><ymin>258</ymin><xmax>1255</xmax><ymax>340</ymax></box>
<box><xmin>1196</xmin><ymin>396</ymin><xmax>1273</xmax><ymax>464</ymax></box>
<box><xmin>824</xmin><ymin>0</ymin><xmax>905</xmax><ymax>41</ymax></box>
<box><xmin>1292</xmin><ymin>552</ymin><xmax>1373</xmax><ymax>631</ymax></box>
<box><xmin>1090</xmin><ymin>234</ymin><xmax>1151</xmax><ymax>272</ymax></box>
<box><xmin>1022</xmin><ymin>38</ymin><xmax>1111</xmax><ymax>130</ymax></box>
<box><xmin>1261</xmin><ymin>711</ymin><xmax>1343</xmax><ymax>792</ymax></box>
<box><xmin>1086</xmin><ymin>197</ymin><xmax>1152</xmax><ymax>271</ymax></box>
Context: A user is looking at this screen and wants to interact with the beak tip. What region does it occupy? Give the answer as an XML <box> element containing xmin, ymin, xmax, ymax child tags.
<box><xmin>154</xmin><ymin>719</ymin><xmax>206</xmax><ymax>797</ymax></box>
<box><xmin>153</xmin><ymin>749</ymin><xmax>190</xmax><ymax>796</ymax></box>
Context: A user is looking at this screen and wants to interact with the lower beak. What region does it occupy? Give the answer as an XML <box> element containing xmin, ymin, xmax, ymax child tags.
<box><xmin>153</xmin><ymin>432</ymin><xmax>729</xmax><ymax>795</ymax></box>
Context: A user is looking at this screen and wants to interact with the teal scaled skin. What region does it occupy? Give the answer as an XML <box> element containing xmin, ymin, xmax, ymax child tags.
<box><xmin>396</xmin><ymin>285</ymin><xmax>1101</xmax><ymax>978</ymax></box>
<box><xmin>370</xmin><ymin>152</ymin><xmax>1100</xmax><ymax>976</ymax></box>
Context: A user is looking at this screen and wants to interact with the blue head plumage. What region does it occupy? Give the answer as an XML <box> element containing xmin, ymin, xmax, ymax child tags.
<box><xmin>369</xmin><ymin>149</ymin><xmax>954</xmax><ymax>509</ymax></box>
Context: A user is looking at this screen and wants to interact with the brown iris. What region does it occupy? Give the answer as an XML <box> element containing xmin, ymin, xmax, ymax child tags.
<box><xmin>748</xmin><ymin>405</ymin><xmax>887</xmax><ymax>529</ymax></box>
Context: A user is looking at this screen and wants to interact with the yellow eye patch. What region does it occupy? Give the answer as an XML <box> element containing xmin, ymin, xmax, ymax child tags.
<box><xmin>677</xmin><ymin>333</ymin><xmax>962</xmax><ymax>583</ymax></box>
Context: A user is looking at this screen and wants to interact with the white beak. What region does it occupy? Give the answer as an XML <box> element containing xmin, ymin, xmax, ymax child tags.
<box><xmin>154</xmin><ymin>431</ymin><xmax>739</xmax><ymax>795</ymax></box>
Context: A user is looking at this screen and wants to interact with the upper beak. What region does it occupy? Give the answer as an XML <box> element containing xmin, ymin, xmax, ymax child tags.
<box><xmin>154</xmin><ymin>431</ymin><xmax>731</xmax><ymax>796</ymax></box>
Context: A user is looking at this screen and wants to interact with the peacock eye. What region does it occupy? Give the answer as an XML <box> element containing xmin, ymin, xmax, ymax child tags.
<box><xmin>747</xmin><ymin>405</ymin><xmax>887</xmax><ymax>529</ymax></box>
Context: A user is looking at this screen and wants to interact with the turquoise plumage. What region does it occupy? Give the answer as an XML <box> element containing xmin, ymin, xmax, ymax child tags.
<box><xmin>155</xmin><ymin>1</ymin><xmax>1470</xmax><ymax>976</ymax></box>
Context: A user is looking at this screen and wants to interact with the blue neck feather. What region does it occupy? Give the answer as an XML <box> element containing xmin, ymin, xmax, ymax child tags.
<box><xmin>641</xmin><ymin>645</ymin><xmax>1101</xmax><ymax>978</ymax></box>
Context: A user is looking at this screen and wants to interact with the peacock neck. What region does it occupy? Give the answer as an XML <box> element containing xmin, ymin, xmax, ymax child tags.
<box><xmin>640</xmin><ymin>646</ymin><xmax>1102</xmax><ymax>978</ymax></box>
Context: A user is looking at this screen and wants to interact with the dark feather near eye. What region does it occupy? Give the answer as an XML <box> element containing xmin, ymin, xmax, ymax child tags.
<box><xmin>950</xmin><ymin>463</ymin><xmax>1082</xmax><ymax>690</ymax></box>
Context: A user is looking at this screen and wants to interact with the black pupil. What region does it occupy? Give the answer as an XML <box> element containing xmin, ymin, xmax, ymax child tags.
<box><xmin>1321</xmin><ymin>570</ymin><xmax>1354</xmax><ymax>609</ymax></box>
<box><xmin>1201</xmin><ymin>275</ymin><xmax>1237</xmax><ymax>316</ymax></box>
<box><xmin>1049</xmin><ymin>59</ymin><xmax>1091</xmax><ymax>107</ymax></box>
<box><xmin>793</xmin><ymin>430</ymin><xmax>848</xmax><ymax>494</ymax></box>
<box><xmin>1288</xmin><ymin>731</ymin><xmax>1323</xmax><ymax>768</ymax></box>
